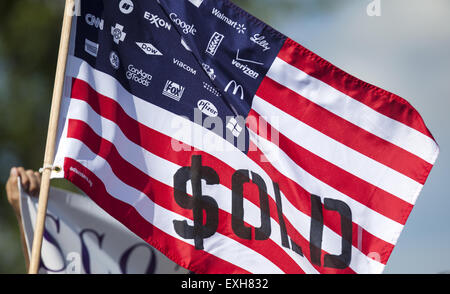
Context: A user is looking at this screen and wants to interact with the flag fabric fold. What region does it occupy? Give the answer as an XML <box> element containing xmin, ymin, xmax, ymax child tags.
<box><xmin>51</xmin><ymin>0</ymin><xmax>438</xmax><ymax>274</ymax></box>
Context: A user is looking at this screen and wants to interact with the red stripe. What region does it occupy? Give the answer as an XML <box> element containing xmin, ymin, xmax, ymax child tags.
<box><xmin>69</xmin><ymin>78</ymin><xmax>361</xmax><ymax>273</ymax></box>
<box><xmin>247</xmin><ymin>141</ymin><xmax>393</xmax><ymax>265</ymax></box>
<box><xmin>247</xmin><ymin>109</ymin><xmax>413</xmax><ymax>225</ymax></box>
<box><xmin>277</xmin><ymin>38</ymin><xmax>435</xmax><ymax>140</ymax></box>
<box><xmin>63</xmin><ymin>157</ymin><xmax>249</xmax><ymax>274</ymax></box>
<box><xmin>66</xmin><ymin>118</ymin><xmax>305</xmax><ymax>274</ymax></box>
<box><xmin>256</xmin><ymin>76</ymin><xmax>433</xmax><ymax>185</ymax></box>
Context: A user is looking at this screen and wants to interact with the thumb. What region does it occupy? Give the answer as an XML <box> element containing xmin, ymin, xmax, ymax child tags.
<box><xmin>10</xmin><ymin>167</ymin><xmax>18</xmax><ymax>177</ymax></box>
<box><xmin>6</xmin><ymin>167</ymin><xmax>19</xmax><ymax>194</ymax></box>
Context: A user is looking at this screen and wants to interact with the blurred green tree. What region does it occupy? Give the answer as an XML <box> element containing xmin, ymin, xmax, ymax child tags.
<box><xmin>0</xmin><ymin>0</ymin><xmax>64</xmax><ymax>273</ymax></box>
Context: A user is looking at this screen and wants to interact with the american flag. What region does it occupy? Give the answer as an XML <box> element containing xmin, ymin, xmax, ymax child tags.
<box><xmin>52</xmin><ymin>0</ymin><xmax>439</xmax><ymax>274</ymax></box>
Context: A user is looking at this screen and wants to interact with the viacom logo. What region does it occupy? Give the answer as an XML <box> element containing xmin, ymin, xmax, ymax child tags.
<box><xmin>206</xmin><ymin>32</ymin><xmax>225</xmax><ymax>56</ymax></box>
<box><xmin>188</xmin><ymin>0</ymin><xmax>204</xmax><ymax>7</ymax></box>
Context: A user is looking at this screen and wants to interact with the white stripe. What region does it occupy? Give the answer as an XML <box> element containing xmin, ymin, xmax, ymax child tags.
<box><xmin>252</xmin><ymin>96</ymin><xmax>422</xmax><ymax>204</ymax></box>
<box><xmin>58</xmin><ymin>56</ymin><xmax>390</xmax><ymax>272</ymax></box>
<box><xmin>267</xmin><ymin>57</ymin><xmax>439</xmax><ymax>165</ymax></box>
<box><xmin>61</xmin><ymin>99</ymin><xmax>318</xmax><ymax>274</ymax></box>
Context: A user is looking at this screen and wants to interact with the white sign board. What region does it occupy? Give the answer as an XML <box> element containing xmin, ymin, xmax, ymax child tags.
<box><xmin>20</xmin><ymin>184</ymin><xmax>188</xmax><ymax>274</ymax></box>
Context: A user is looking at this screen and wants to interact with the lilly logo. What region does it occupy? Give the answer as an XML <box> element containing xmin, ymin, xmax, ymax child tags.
<box><xmin>197</xmin><ymin>100</ymin><xmax>218</xmax><ymax>117</ymax></box>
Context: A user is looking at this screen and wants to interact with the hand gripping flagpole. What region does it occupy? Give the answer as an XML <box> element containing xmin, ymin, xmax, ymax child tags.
<box><xmin>28</xmin><ymin>0</ymin><xmax>75</xmax><ymax>274</ymax></box>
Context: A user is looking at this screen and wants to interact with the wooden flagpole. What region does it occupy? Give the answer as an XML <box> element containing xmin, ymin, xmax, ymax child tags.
<box><xmin>28</xmin><ymin>0</ymin><xmax>75</xmax><ymax>274</ymax></box>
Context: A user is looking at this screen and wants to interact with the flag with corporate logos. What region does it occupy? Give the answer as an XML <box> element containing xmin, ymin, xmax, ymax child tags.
<box><xmin>51</xmin><ymin>0</ymin><xmax>439</xmax><ymax>274</ymax></box>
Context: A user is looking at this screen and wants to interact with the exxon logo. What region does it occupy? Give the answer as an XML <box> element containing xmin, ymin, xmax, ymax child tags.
<box><xmin>144</xmin><ymin>11</ymin><xmax>172</xmax><ymax>31</ymax></box>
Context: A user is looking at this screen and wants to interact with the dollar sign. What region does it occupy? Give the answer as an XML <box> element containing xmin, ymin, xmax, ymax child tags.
<box><xmin>173</xmin><ymin>155</ymin><xmax>220</xmax><ymax>250</ymax></box>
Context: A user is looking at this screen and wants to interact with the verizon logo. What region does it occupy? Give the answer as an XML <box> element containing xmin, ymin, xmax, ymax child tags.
<box><xmin>231</xmin><ymin>59</ymin><xmax>259</xmax><ymax>79</ymax></box>
<box><xmin>206</xmin><ymin>32</ymin><xmax>224</xmax><ymax>56</ymax></box>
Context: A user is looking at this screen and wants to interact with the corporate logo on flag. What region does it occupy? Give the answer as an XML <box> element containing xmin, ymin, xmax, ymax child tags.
<box><xmin>197</xmin><ymin>100</ymin><xmax>218</xmax><ymax>117</ymax></box>
<box><xmin>126</xmin><ymin>64</ymin><xmax>152</xmax><ymax>86</ymax></box>
<box><xmin>109</xmin><ymin>51</ymin><xmax>120</xmax><ymax>69</ymax></box>
<box><xmin>235</xmin><ymin>49</ymin><xmax>264</xmax><ymax>66</ymax></box>
<box><xmin>163</xmin><ymin>80</ymin><xmax>185</xmax><ymax>101</ymax></box>
<box><xmin>224</xmin><ymin>80</ymin><xmax>244</xmax><ymax>100</ymax></box>
<box><xmin>173</xmin><ymin>58</ymin><xmax>197</xmax><ymax>75</ymax></box>
<box><xmin>202</xmin><ymin>63</ymin><xmax>216</xmax><ymax>81</ymax></box>
<box><xmin>169</xmin><ymin>13</ymin><xmax>197</xmax><ymax>35</ymax></box>
<box><xmin>119</xmin><ymin>0</ymin><xmax>134</xmax><ymax>14</ymax></box>
<box><xmin>231</xmin><ymin>59</ymin><xmax>259</xmax><ymax>79</ymax></box>
<box><xmin>84</xmin><ymin>39</ymin><xmax>99</xmax><ymax>57</ymax></box>
<box><xmin>144</xmin><ymin>11</ymin><xmax>172</xmax><ymax>31</ymax></box>
<box><xmin>231</xmin><ymin>50</ymin><xmax>262</xmax><ymax>79</ymax></box>
<box><xmin>111</xmin><ymin>23</ymin><xmax>126</xmax><ymax>44</ymax></box>
<box><xmin>250</xmin><ymin>34</ymin><xmax>271</xmax><ymax>52</ymax></box>
<box><xmin>136</xmin><ymin>42</ymin><xmax>163</xmax><ymax>56</ymax></box>
<box><xmin>206</xmin><ymin>32</ymin><xmax>225</xmax><ymax>56</ymax></box>
<box><xmin>203</xmin><ymin>82</ymin><xmax>221</xmax><ymax>97</ymax></box>
<box><xmin>85</xmin><ymin>13</ymin><xmax>104</xmax><ymax>30</ymax></box>
<box><xmin>211</xmin><ymin>8</ymin><xmax>246</xmax><ymax>34</ymax></box>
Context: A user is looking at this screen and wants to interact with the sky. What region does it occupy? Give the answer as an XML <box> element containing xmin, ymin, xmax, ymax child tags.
<box><xmin>262</xmin><ymin>0</ymin><xmax>450</xmax><ymax>273</ymax></box>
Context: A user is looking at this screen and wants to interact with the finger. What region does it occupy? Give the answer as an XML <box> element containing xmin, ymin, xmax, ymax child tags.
<box><xmin>5</xmin><ymin>167</ymin><xmax>19</xmax><ymax>196</ymax></box>
<box><xmin>34</xmin><ymin>171</ymin><xmax>41</xmax><ymax>187</ymax></box>
<box><xmin>5</xmin><ymin>167</ymin><xmax>21</xmax><ymax>210</ymax></box>
<box><xmin>26</xmin><ymin>170</ymin><xmax>39</xmax><ymax>196</ymax></box>
<box><xmin>16</xmin><ymin>167</ymin><xmax>30</xmax><ymax>190</ymax></box>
